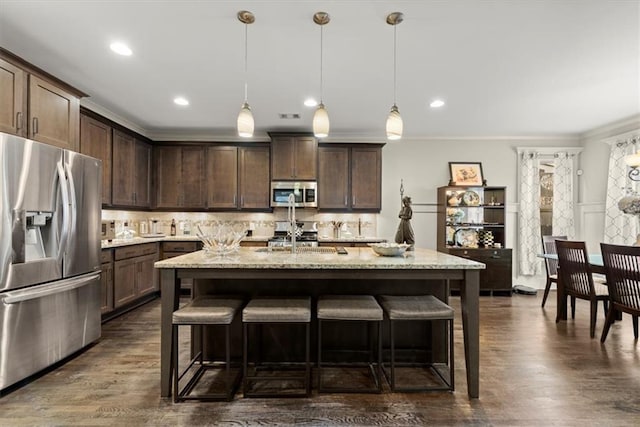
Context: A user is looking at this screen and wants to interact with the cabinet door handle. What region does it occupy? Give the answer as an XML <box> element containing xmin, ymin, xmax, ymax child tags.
<box><xmin>16</xmin><ymin>112</ymin><xmax>23</xmax><ymax>131</ymax></box>
<box><xmin>32</xmin><ymin>117</ymin><xmax>39</xmax><ymax>135</ymax></box>
<box><xmin>241</xmin><ymin>195</ymin><xmax>244</xmax><ymax>207</ymax></box>
<box><xmin>344</xmin><ymin>195</ymin><xmax>348</xmax><ymax>206</ymax></box>
<box><xmin>352</xmin><ymin>196</ymin><xmax>356</xmax><ymax>206</ymax></box>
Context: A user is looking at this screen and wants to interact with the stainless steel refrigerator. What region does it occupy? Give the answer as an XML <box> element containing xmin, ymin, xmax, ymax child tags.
<box><xmin>0</xmin><ymin>132</ymin><xmax>102</xmax><ymax>392</ymax></box>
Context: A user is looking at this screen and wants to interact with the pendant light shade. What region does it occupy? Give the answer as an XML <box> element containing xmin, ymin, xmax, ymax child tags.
<box><xmin>237</xmin><ymin>102</ymin><xmax>254</xmax><ymax>138</ymax></box>
<box><xmin>386</xmin><ymin>12</ymin><xmax>404</xmax><ymax>141</ymax></box>
<box><xmin>237</xmin><ymin>10</ymin><xmax>255</xmax><ymax>138</ymax></box>
<box><xmin>386</xmin><ymin>104</ymin><xmax>403</xmax><ymax>140</ymax></box>
<box><xmin>313</xmin><ymin>12</ymin><xmax>330</xmax><ymax>138</ymax></box>
<box><xmin>313</xmin><ymin>102</ymin><xmax>330</xmax><ymax>138</ymax></box>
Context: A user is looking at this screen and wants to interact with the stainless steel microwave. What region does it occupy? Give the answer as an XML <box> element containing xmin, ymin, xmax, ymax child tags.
<box><xmin>270</xmin><ymin>181</ymin><xmax>317</xmax><ymax>208</ymax></box>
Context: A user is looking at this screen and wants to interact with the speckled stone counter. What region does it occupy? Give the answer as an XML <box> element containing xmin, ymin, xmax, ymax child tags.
<box><xmin>101</xmin><ymin>235</ymin><xmax>270</xmax><ymax>249</ymax></box>
<box><xmin>156</xmin><ymin>247</ymin><xmax>483</xmax><ymax>399</ymax></box>
<box><xmin>154</xmin><ymin>247</ymin><xmax>484</xmax><ymax>270</ymax></box>
<box><xmin>317</xmin><ymin>236</ymin><xmax>387</xmax><ymax>244</ymax></box>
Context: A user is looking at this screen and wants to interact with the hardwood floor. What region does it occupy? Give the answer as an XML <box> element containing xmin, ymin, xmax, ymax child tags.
<box><xmin>1</xmin><ymin>292</ymin><xmax>638</xmax><ymax>426</ymax></box>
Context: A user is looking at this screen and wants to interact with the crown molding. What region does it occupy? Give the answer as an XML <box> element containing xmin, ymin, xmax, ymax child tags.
<box><xmin>80</xmin><ymin>99</ymin><xmax>149</xmax><ymax>138</ymax></box>
<box><xmin>581</xmin><ymin>114</ymin><xmax>640</xmax><ymax>142</ymax></box>
<box><xmin>81</xmin><ymin>98</ymin><xmax>633</xmax><ymax>145</ymax></box>
<box><xmin>145</xmin><ymin>131</ymin><xmax>580</xmax><ymax>144</ymax></box>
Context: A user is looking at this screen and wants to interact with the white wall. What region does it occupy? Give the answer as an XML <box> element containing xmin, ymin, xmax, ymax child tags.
<box><xmin>377</xmin><ymin>115</ymin><xmax>639</xmax><ymax>289</ymax></box>
<box><xmin>378</xmin><ymin>137</ymin><xmax>580</xmax><ymax>245</ymax></box>
<box><xmin>378</xmin><ymin>136</ymin><xmax>581</xmax><ymax>288</ymax></box>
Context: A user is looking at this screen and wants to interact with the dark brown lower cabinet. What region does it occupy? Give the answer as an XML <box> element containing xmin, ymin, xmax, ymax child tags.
<box><xmin>447</xmin><ymin>248</ymin><xmax>512</xmax><ymax>294</ymax></box>
<box><xmin>114</xmin><ymin>257</ymin><xmax>137</xmax><ymax>308</ymax></box>
<box><xmin>100</xmin><ymin>249</ymin><xmax>114</xmax><ymax>314</ymax></box>
<box><xmin>113</xmin><ymin>243</ymin><xmax>159</xmax><ymax>310</ymax></box>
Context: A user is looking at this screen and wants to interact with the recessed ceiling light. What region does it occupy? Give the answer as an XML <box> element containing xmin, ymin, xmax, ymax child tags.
<box><xmin>304</xmin><ymin>98</ymin><xmax>318</xmax><ymax>107</ymax></box>
<box><xmin>173</xmin><ymin>97</ymin><xmax>189</xmax><ymax>106</ymax></box>
<box><xmin>430</xmin><ymin>99</ymin><xmax>445</xmax><ymax>108</ymax></box>
<box><xmin>110</xmin><ymin>42</ymin><xmax>132</xmax><ymax>56</ymax></box>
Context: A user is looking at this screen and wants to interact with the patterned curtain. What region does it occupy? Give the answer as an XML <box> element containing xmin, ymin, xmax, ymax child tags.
<box><xmin>518</xmin><ymin>151</ymin><xmax>542</xmax><ymax>275</ymax></box>
<box><xmin>604</xmin><ymin>137</ymin><xmax>639</xmax><ymax>244</ymax></box>
<box><xmin>552</xmin><ymin>152</ymin><xmax>575</xmax><ymax>238</ymax></box>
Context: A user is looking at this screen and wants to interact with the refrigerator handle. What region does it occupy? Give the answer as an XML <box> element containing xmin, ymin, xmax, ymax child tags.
<box><xmin>64</xmin><ymin>162</ymin><xmax>77</xmax><ymax>246</ymax></box>
<box><xmin>56</xmin><ymin>161</ymin><xmax>70</xmax><ymax>263</ymax></box>
<box><xmin>1</xmin><ymin>273</ymin><xmax>100</xmax><ymax>304</ymax></box>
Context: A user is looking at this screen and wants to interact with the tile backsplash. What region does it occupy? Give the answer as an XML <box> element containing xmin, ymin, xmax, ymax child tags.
<box><xmin>101</xmin><ymin>210</ymin><xmax>379</xmax><ymax>239</ymax></box>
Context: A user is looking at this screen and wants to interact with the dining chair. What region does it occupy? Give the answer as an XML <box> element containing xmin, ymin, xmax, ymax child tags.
<box><xmin>555</xmin><ymin>240</ymin><xmax>609</xmax><ymax>338</ymax></box>
<box><xmin>541</xmin><ymin>235</ymin><xmax>567</xmax><ymax>308</ymax></box>
<box><xmin>599</xmin><ymin>243</ymin><xmax>640</xmax><ymax>342</ymax></box>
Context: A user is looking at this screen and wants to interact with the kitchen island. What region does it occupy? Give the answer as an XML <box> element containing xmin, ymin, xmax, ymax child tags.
<box><xmin>155</xmin><ymin>247</ymin><xmax>484</xmax><ymax>398</ymax></box>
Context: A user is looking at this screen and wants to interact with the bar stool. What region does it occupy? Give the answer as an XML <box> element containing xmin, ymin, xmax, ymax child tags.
<box><xmin>317</xmin><ymin>295</ymin><xmax>383</xmax><ymax>393</ymax></box>
<box><xmin>378</xmin><ymin>295</ymin><xmax>454</xmax><ymax>392</ymax></box>
<box><xmin>242</xmin><ymin>297</ymin><xmax>311</xmax><ymax>398</ymax></box>
<box><xmin>172</xmin><ymin>296</ymin><xmax>244</xmax><ymax>402</ymax></box>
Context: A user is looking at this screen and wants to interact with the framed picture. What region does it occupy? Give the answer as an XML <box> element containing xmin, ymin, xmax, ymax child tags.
<box><xmin>448</xmin><ymin>162</ymin><xmax>485</xmax><ymax>186</ymax></box>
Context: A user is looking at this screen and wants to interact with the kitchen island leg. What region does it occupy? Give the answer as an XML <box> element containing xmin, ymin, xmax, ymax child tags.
<box><xmin>460</xmin><ymin>269</ymin><xmax>480</xmax><ymax>398</ymax></box>
<box><xmin>160</xmin><ymin>268</ymin><xmax>179</xmax><ymax>398</ymax></box>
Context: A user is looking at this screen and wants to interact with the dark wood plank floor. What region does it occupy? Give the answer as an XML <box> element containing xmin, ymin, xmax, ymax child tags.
<box><xmin>1</xmin><ymin>292</ymin><xmax>639</xmax><ymax>426</ymax></box>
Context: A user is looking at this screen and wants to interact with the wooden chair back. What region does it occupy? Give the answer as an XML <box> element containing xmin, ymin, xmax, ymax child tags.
<box><xmin>555</xmin><ymin>240</ymin><xmax>595</xmax><ymax>297</ymax></box>
<box><xmin>541</xmin><ymin>235</ymin><xmax>567</xmax><ymax>278</ymax></box>
<box><xmin>600</xmin><ymin>243</ymin><xmax>640</xmax><ymax>314</ymax></box>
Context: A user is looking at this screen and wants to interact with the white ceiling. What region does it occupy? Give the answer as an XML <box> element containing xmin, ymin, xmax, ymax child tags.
<box><xmin>1</xmin><ymin>0</ymin><xmax>638</xmax><ymax>142</ymax></box>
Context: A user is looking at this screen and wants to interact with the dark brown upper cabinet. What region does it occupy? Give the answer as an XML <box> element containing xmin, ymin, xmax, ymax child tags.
<box><xmin>112</xmin><ymin>130</ymin><xmax>151</xmax><ymax>208</ymax></box>
<box><xmin>207</xmin><ymin>145</ymin><xmax>270</xmax><ymax>210</ymax></box>
<box><xmin>318</xmin><ymin>144</ymin><xmax>382</xmax><ymax>212</ymax></box>
<box><xmin>80</xmin><ymin>114</ymin><xmax>112</xmax><ymax>205</ymax></box>
<box><xmin>0</xmin><ymin>51</ymin><xmax>83</xmax><ymax>151</ymax></box>
<box><xmin>155</xmin><ymin>145</ymin><xmax>206</xmax><ymax>209</ymax></box>
<box><xmin>270</xmin><ymin>134</ymin><xmax>317</xmax><ymax>180</ymax></box>
<box><xmin>0</xmin><ymin>57</ymin><xmax>26</xmax><ymax>137</ymax></box>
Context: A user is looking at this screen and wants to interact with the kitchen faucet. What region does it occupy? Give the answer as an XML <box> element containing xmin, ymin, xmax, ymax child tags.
<box><xmin>287</xmin><ymin>193</ymin><xmax>296</xmax><ymax>254</ymax></box>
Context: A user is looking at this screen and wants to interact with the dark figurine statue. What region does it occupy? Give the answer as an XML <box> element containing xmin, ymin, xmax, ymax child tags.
<box><xmin>395</xmin><ymin>195</ymin><xmax>415</xmax><ymax>249</ymax></box>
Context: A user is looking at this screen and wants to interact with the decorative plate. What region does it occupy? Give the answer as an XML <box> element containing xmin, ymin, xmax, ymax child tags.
<box><xmin>462</xmin><ymin>190</ymin><xmax>480</xmax><ymax>206</ymax></box>
<box><xmin>455</xmin><ymin>228</ymin><xmax>478</xmax><ymax>248</ymax></box>
<box><xmin>446</xmin><ymin>208</ymin><xmax>465</xmax><ymax>223</ymax></box>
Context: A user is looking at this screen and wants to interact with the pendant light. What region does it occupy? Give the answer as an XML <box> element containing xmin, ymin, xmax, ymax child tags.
<box><xmin>237</xmin><ymin>10</ymin><xmax>255</xmax><ymax>138</ymax></box>
<box><xmin>386</xmin><ymin>12</ymin><xmax>404</xmax><ymax>140</ymax></box>
<box><xmin>313</xmin><ymin>12</ymin><xmax>330</xmax><ymax>138</ymax></box>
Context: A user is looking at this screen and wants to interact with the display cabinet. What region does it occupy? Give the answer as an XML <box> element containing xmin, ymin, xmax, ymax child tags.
<box><xmin>437</xmin><ymin>185</ymin><xmax>512</xmax><ymax>294</ymax></box>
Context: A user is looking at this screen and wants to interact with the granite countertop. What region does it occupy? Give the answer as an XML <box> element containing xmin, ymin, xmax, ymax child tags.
<box><xmin>317</xmin><ymin>236</ymin><xmax>387</xmax><ymax>243</ymax></box>
<box><xmin>101</xmin><ymin>235</ymin><xmax>270</xmax><ymax>249</ymax></box>
<box><xmin>154</xmin><ymin>247</ymin><xmax>485</xmax><ymax>270</ymax></box>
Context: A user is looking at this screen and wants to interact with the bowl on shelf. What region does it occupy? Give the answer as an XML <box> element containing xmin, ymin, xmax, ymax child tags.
<box><xmin>197</xmin><ymin>223</ymin><xmax>246</xmax><ymax>256</ymax></box>
<box><xmin>368</xmin><ymin>242</ymin><xmax>411</xmax><ymax>257</ymax></box>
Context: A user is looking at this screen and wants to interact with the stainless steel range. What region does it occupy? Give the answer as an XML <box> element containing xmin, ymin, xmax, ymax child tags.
<box><xmin>268</xmin><ymin>221</ymin><xmax>318</xmax><ymax>248</ymax></box>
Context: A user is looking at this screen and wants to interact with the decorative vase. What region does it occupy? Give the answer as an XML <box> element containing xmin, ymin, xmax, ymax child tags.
<box><xmin>618</xmin><ymin>195</ymin><xmax>640</xmax><ymax>246</ymax></box>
